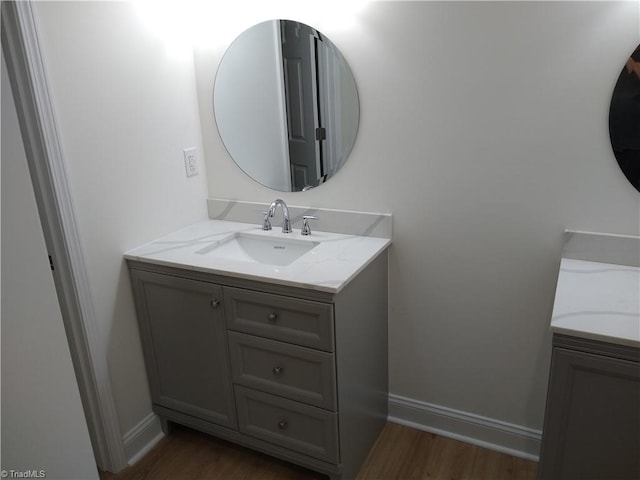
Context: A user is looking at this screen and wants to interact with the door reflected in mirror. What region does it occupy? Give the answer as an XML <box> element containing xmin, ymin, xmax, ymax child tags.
<box><xmin>214</xmin><ymin>20</ymin><xmax>359</xmax><ymax>192</ymax></box>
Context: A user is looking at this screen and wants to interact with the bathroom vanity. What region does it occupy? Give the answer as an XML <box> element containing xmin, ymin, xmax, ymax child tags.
<box><xmin>539</xmin><ymin>232</ymin><xmax>640</xmax><ymax>480</ymax></box>
<box><xmin>125</xmin><ymin>217</ymin><xmax>391</xmax><ymax>479</ymax></box>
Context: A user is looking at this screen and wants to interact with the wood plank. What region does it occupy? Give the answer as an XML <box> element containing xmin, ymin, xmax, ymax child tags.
<box><xmin>100</xmin><ymin>422</ymin><xmax>538</xmax><ymax>480</ymax></box>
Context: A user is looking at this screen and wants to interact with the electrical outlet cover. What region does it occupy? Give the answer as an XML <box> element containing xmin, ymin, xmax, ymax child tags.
<box><xmin>183</xmin><ymin>147</ymin><xmax>199</xmax><ymax>177</ymax></box>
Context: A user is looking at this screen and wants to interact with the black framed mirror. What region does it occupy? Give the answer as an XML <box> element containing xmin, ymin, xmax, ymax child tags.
<box><xmin>609</xmin><ymin>44</ymin><xmax>640</xmax><ymax>192</ymax></box>
<box><xmin>213</xmin><ymin>20</ymin><xmax>359</xmax><ymax>192</ymax></box>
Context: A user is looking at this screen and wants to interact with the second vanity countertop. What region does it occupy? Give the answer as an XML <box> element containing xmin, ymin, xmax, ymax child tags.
<box><xmin>551</xmin><ymin>258</ymin><xmax>640</xmax><ymax>348</ymax></box>
<box><xmin>124</xmin><ymin>219</ymin><xmax>391</xmax><ymax>294</ymax></box>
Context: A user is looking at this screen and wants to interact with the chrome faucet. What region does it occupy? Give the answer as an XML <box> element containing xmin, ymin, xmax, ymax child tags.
<box><xmin>267</xmin><ymin>199</ymin><xmax>292</xmax><ymax>233</ymax></box>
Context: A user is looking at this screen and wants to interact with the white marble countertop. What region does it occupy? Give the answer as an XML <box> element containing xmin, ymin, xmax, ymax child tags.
<box><xmin>551</xmin><ymin>258</ymin><xmax>640</xmax><ymax>348</ymax></box>
<box><xmin>124</xmin><ymin>219</ymin><xmax>391</xmax><ymax>293</ymax></box>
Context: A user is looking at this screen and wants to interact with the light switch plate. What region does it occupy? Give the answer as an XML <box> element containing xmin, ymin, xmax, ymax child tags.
<box><xmin>183</xmin><ymin>147</ymin><xmax>199</xmax><ymax>177</ymax></box>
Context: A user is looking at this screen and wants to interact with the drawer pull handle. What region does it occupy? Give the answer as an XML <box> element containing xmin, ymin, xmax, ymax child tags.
<box><xmin>272</xmin><ymin>366</ymin><xmax>284</xmax><ymax>377</ymax></box>
<box><xmin>278</xmin><ymin>419</ymin><xmax>288</xmax><ymax>430</ymax></box>
<box><xmin>210</xmin><ymin>299</ymin><xmax>221</xmax><ymax>309</ymax></box>
<box><xmin>267</xmin><ymin>312</ymin><xmax>278</xmax><ymax>322</ymax></box>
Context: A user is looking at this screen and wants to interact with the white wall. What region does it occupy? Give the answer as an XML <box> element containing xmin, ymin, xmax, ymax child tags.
<box><xmin>196</xmin><ymin>0</ymin><xmax>640</xmax><ymax>435</ymax></box>
<box><xmin>31</xmin><ymin>0</ymin><xmax>209</xmax><ymax>444</ymax></box>
<box><xmin>1</xmin><ymin>52</ymin><xmax>98</xmax><ymax>480</ymax></box>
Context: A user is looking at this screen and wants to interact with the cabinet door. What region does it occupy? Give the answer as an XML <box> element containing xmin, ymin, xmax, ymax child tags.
<box><xmin>130</xmin><ymin>270</ymin><xmax>236</xmax><ymax>428</ymax></box>
<box><xmin>539</xmin><ymin>347</ymin><xmax>640</xmax><ymax>480</ymax></box>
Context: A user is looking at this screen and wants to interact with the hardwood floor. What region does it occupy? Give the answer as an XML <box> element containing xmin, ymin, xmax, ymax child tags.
<box><xmin>100</xmin><ymin>422</ymin><xmax>538</xmax><ymax>480</ymax></box>
<box><xmin>357</xmin><ymin>423</ymin><xmax>537</xmax><ymax>480</ymax></box>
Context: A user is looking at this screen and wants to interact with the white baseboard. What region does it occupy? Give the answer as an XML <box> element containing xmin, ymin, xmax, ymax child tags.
<box><xmin>122</xmin><ymin>412</ymin><xmax>165</xmax><ymax>466</ymax></box>
<box><xmin>121</xmin><ymin>397</ymin><xmax>541</xmax><ymax>467</ymax></box>
<box><xmin>388</xmin><ymin>393</ymin><xmax>541</xmax><ymax>461</ymax></box>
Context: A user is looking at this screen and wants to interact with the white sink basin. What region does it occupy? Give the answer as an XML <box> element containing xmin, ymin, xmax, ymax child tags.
<box><xmin>196</xmin><ymin>232</ymin><xmax>319</xmax><ymax>266</ymax></box>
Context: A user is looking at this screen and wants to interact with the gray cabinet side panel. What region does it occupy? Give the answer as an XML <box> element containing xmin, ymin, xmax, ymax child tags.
<box><xmin>334</xmin><ymin>251</ymin><xmax>389</xmax><ymax>479</ymax></box>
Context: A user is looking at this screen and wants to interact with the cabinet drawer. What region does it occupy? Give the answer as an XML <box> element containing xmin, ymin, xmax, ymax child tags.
<box><xmin>229</xmin><ymin>332</ymin><xmax>336</xmax><ymax>410</ymax></box>
<box><xmin>235</xmin><ymin>386</ymin><xmax>339</xmax><ymax>464</ymax></box>
<box><xmin>224</xmin><ymin>287</ymin><xmax>334</xmax><ymax>351</ymax></box>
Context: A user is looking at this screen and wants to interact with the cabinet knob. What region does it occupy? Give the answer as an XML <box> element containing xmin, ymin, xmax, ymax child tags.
<box><xmin>210</xmin><ymin>299</ymin><xmax>221</xmax><ymax>309</ymax></box>
<box><xmin>278</xmin><ymin>419</ymin><xmax>288</xmax><ymax>430</ymax></box>
<box><xmin>267</xmin><ymin>312</ymin><xmax>278</xmax><ymax>322</ymax></box>
<box><xmin>272</xmin><ymin>366</ymin><xmax>284</xmax><ymax>377</ymax></box>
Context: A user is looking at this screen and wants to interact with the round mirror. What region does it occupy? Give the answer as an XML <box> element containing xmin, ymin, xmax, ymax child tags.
<box><xmin>609</xmin><ymin>44</ymin><xmax>640</xmax><ymax>192</ymax></box>
<box><xmin>214</xmin><ymin>20</ymin><xmax>360</xmax><ymax>192</ymax></box>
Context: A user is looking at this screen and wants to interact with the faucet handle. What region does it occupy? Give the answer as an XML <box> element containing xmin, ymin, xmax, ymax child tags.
<box><xmin>261</xmin><ymin>211</ymin><xmax>272</xmax><ymax>231</ymax></box>
<box><xmin>301</xmin><ymin>216</ymin><xmax>318</xmax><ymax>236</ymax></box>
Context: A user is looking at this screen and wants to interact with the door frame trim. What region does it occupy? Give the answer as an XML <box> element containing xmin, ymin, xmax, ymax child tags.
<box><xmin>1</xmin><ymin>1</ymin><xmax>127</xmax><ymax>472</ymax></box>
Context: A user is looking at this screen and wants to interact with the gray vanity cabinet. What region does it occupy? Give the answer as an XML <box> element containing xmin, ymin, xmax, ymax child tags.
<box><xmin>128</xmin><ymin>270</ymin><xmax>237</xmax><ymax>429</ymax></box>
<box><xmin>127</xmin><ymin>252</ymin><xmax>388</xmax><ymax>480</ymax></box>
<box><xmin>539</xmin><ymin>334</ymin><xmax>640</xmax><ymax>480</ymax></box>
